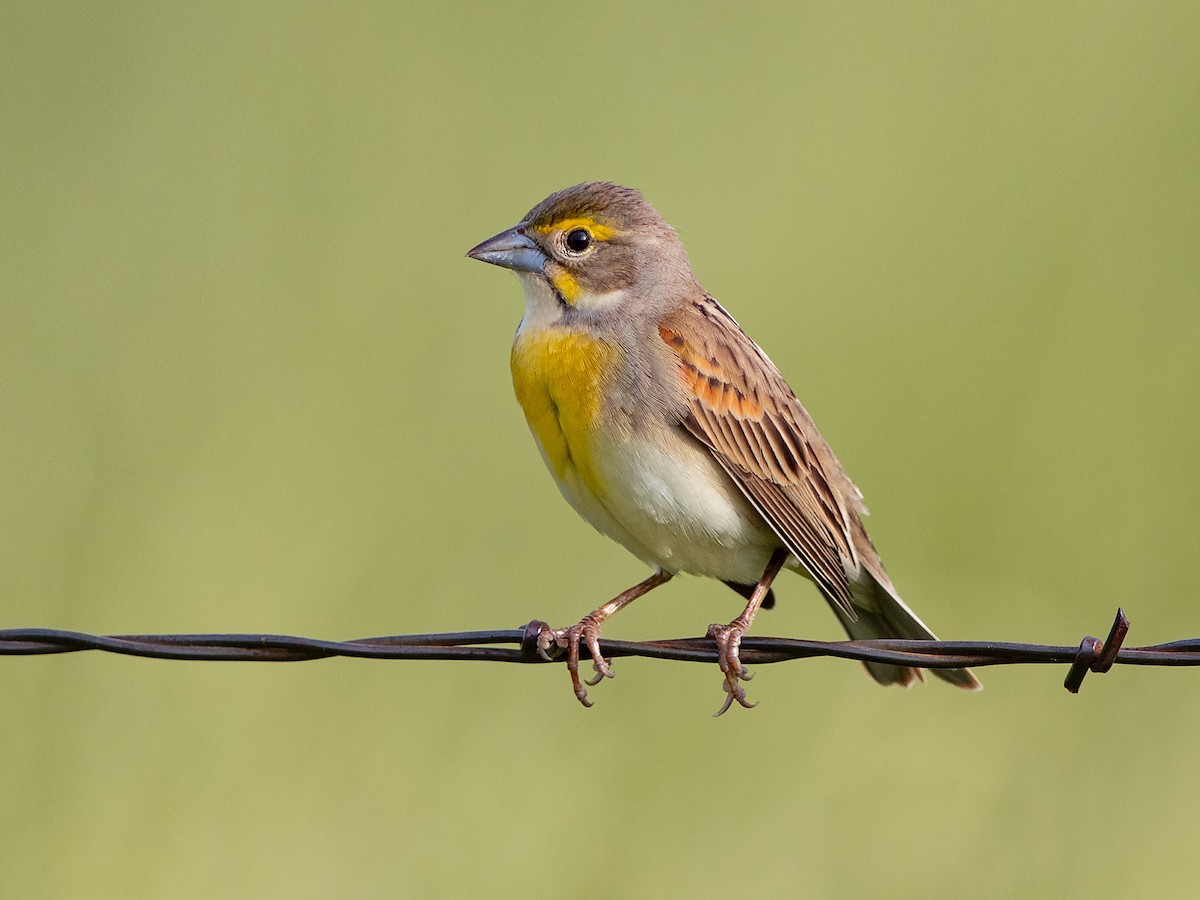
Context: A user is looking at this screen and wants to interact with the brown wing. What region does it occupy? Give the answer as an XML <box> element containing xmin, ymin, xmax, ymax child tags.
<box><xmin>658</xmin><ymin>297</ymin><xmax>869</xmax><ymax>618</ymax></box>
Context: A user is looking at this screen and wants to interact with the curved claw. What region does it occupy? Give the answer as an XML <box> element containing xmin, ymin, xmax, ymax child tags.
<box><xmin>572</xmin><ymin>679</ymin><xmax>594</xmax><ymax>708</ymax></box>
<box><xmin>544</xmin><ymin>616</ymin><xmax>615</xmax><ymax>708</ymax></box>
<box><xmin>564</xmin><ymin>627</ymin><xmax>590</xmax><ymax>707</ymax></box>
<box><xmin>713</xmin><ymin>677</ymin><xmax>759</xmax><ymax>716</ymax></box>
<box><xmin>535</xmin><ymin>624</ymin><xmax>565</xmax><ymax>662</ymax></box>
<box><xmin>709</xmin><ymin>619</ymin><xmax>757</xmax><ymax>712</ymax></box>
<box><xmin>714</xmin><ymin>692</ymin><xmax>735</xmax><ymax>717</ymax></box>
<box><xmin>582</xmin><ymin>620</ymin><xmax>614</xmax><ymax>684</ymax></box>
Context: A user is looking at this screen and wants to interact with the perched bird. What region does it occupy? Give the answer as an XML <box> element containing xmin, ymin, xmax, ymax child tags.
<box><xmin>467</xmin><ymin>182</ymin><xmax>980</xmax><ymax>712</ymax></box>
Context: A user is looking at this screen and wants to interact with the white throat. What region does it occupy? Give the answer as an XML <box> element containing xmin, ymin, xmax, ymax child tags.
<box><xmin>514</xmin><ymin>272</ymin><xmax>630</xmax><ymax>336</ymax></box>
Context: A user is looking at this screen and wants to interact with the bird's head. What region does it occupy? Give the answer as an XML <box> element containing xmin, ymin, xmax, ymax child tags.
<box><xmin>467</xmin><ymin>182</ymin><xmax>696</xmax><ymax>318</ymax></box>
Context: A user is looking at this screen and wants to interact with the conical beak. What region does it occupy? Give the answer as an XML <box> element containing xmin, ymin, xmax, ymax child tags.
<box><xmin>465</xmin><ymin>225</ymin><xmax>547</xmax><ymax>274</ymax></box>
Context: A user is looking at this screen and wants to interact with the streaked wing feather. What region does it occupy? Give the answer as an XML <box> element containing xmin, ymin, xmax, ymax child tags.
<box><xmin>661</xmin><ymin>299</ymin><xmax>865</xmax><ymax>618</ymax></box>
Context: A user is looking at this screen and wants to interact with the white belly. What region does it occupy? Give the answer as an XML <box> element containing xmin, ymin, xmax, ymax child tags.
<box><xmin>549</xmin><ymin>422</ymin><xmax>782</xmax><ymax>583</ymax></box>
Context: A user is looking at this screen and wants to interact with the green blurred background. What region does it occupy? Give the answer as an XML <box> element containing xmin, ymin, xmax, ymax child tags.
<box><xmin>3</xmin><ymin>2</ymin><xmax>1198</xmax><ymax>897</ymax></box>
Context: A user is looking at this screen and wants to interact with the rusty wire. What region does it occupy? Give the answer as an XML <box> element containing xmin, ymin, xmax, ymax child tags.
<box><xmin>2</xmin><ymin>608</ymin><xmax>1197</xmax><ymax>693</ymax></box>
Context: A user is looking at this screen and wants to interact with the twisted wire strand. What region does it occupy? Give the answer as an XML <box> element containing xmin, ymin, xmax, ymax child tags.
<box><xmin>0</xmin><ymin>609</ymin><xmax>1190</xmax><ymax>692</ymax></box>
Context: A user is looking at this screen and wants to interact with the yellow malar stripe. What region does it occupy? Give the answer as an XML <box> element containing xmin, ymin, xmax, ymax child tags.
<box><xmin>549</xmin><ymin>269</ymin><xmax>582</xmax><ymax>303</ymax></box>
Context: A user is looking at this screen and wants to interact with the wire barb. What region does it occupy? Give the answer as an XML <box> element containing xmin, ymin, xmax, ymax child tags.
<box><xmin>1</xmin><ymin>608</ymin><xmax>1196</xmax><ymax>693</ymax></box>
<box><xmin>1063</xmin><ymin>608</ymin><xmax>1131</xmax><ymax>693</ymax></box>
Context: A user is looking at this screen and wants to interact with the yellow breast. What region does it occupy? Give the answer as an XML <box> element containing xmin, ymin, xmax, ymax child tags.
<box><xmin>510</xmin><ymin>328</ymin><xmax>617</xmax><ymax>500</ymax></box>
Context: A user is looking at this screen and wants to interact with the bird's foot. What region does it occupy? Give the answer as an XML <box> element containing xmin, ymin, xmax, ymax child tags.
<box><xmin>536</xmin><ymin>615</ymin><xmax>612</xmax><ymax>708</ymax></box>
<box><xmin>707</xmin><ymin>617</ymin><xmax>757</xmax><ymax>716</ymax></box>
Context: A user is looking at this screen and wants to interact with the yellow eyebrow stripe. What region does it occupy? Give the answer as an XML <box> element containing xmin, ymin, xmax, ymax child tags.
<box><xmin>533</xmin><ymin>217</ymin><xmax>619</xmax><ymax>241</ymax></box>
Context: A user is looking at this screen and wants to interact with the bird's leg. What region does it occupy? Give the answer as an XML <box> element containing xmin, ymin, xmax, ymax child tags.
<box><xmin>537</xmin><ymin>569</ymin><xmax>674</xmax><ymax>708</ymax></box>
<box><xmin>708</xmin><ymin>548</ymin><xmax>789</xmax><ymax>715</ymax></box>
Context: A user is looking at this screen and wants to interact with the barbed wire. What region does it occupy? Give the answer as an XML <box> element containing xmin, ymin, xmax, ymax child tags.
<box><xmin>3</xmin><ymin>608</ymin><xmax>1198</xmax><ymax>692</ymax></box>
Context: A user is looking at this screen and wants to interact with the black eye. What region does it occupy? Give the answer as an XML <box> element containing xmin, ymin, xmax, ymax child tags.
<box><xmin>564</xmin><ymin>228</ymin><xmax>592</xmax><ymax>253</ymax></box>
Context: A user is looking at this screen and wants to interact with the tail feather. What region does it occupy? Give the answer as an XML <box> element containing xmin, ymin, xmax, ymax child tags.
<box><xmin>830</xmin><ymin>577</ymin><xmax>981</xmax><ymax>691</ymax></box>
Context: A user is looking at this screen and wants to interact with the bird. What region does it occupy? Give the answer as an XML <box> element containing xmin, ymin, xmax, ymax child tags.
<box><xmin>466</xmin><ymin>182</ymin><xmax>981</xmax><ymax>712</ymax></box>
